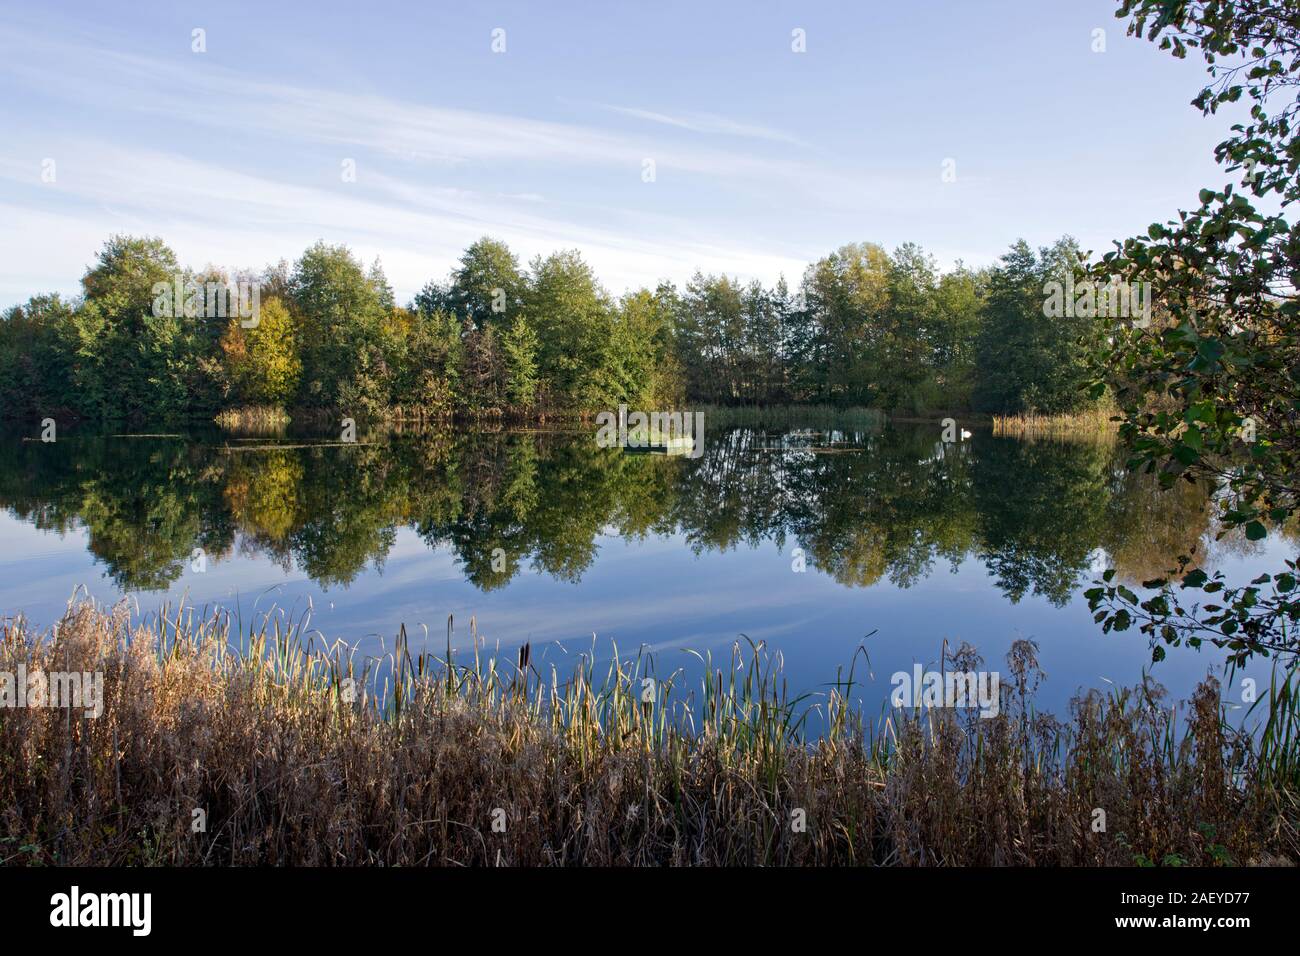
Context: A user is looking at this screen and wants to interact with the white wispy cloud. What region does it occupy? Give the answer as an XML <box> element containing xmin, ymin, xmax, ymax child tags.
<box><xmin>594</xmin><ymin>103</ymin><xmax>812</xmax><ymax>147</ymax></box>
<box><xmin>0</xmin><ymin>139</ymin><xmax>811</xmax><ymax>305</ymax></box>
<box><xmin>0</xmin><ymin>13</ymin><xmax>990</xmax><ymax>307</ymax></box>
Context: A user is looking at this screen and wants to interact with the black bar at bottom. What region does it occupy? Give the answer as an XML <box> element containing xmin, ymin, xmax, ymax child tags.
<box><xmin>0</xmin><ymin>865</ymin><xmax>1282</xmax><ymax>941</ymax></box>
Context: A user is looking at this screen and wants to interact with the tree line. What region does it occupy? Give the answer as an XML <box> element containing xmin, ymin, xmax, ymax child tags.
<box><xmin>0</xmin><ymin>232</ymin><xmax>1106</xmax><ymax>426</ymax></box>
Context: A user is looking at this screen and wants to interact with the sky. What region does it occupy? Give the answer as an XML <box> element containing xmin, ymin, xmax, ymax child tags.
<box><xmin>0</xmin><ymin>0</ymin><xmax>1242</xmax><ymax>309</ymax></box>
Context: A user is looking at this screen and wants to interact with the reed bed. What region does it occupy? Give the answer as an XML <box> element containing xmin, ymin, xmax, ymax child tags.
<box><xmin>214</xmin><ymin>405</ymin><xmax>292</xmax><ymax>434</ymax></box>
<box><xmin>0</xmin><ymin>599</ymin><xmax>1295</xmax><ymax>866</ymax></box>
<box><xmin>992</xmin><ymin>406</ymin><xmax>1119</xmax><ymax>442</ymax></box>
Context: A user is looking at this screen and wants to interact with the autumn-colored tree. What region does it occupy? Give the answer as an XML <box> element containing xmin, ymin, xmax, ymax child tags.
<box><xmin>220</xmin><ymin>297</ymin><xmax>301</xmax><ymax>407</ymax></box>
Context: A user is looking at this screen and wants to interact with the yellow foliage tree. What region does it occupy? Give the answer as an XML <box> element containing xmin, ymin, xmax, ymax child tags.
<box><xmin>220</xmin><ymin>296</ymin><xmax>301</xmax><ymax>407</ymax></box>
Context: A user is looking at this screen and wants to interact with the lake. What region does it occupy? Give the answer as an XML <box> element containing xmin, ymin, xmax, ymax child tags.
<box><xmin>0</xmin><ymin>420</ymin><xmax>1285</xmax><ymax>729</ymax></box>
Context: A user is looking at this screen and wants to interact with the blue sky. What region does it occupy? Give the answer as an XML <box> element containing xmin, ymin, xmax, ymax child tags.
<box><xmin>0</xmin><ymin>0</ymin><xmax>1239</xmax><ymax>308</ymax></box>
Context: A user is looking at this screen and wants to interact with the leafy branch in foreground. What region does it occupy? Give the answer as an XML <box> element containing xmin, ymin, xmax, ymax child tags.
<box><xmin>1086</xmin><ymin>562</ymin><xmax>1299</xmax><ymax>665</ymax></box>
<box><xmin>1086</xmin><ymin>0</ymin><xmax>1300</xmax><ymax>661</ymax></box>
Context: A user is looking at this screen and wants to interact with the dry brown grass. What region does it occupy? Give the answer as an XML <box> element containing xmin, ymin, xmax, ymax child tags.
<box><xmin>214</xmin><ymin>405</ymin><xmax>291</xmax><ymax>434</ymax></box>
<box><xmin>0</xmin><ymin>600</ymin><xmax>1294</xmax><ymax>866</ymax></box>
<box><xmin>993</xmin><ymin>406</ymin><xmax>1119</xmax><ymax>442</ymax></box>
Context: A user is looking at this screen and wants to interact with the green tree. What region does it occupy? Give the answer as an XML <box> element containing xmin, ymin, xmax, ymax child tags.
<box><xmin>423</xmin><ymin>237</ymin><xmax>525</xmax><ymax>331</ymax></box>
<box><xmin>289</xmin><ymin>241</ymin><xmax>392</xmax><ymax>415</ymax></box>
<box><xmin>0</xmin><ymin>294</ymin><xmax>77</xmax><ymax>422</ymax></box>
<box><xmin>677</xmin><ymin>272</ymin><xmax>747</xmax><ymax>403</ymax></box>
<box><xmin>741</xmin><ymin>280</ymin><xmax>782</xmax><ymax>404</ymax></box>
<box><xmin>617</xmin><ymin>286</ymin><xmax>682</xmax><ymax>408</ymax></box>
<box><xmin>524</xmin><ymin>249</ymin><xmax>615</xmax><ymax>406</ymax></box>
<box><xmin>879</xmin><ymin>243</ymin><xmax>940</xmax><ymax>412</ymax></box>
<box><xmin>459</xmin><ymin>316</ymin><xmax>506</xmax><ymax>411</ymax></box>
<box><xmin>72</xmin><ymin>235</ymin><xmax>189</xmax><ymax>422</ymax></box>
<box><xmin>392</xmin><ymin>304</ymin><xmax>461</xmax><ymax>418</ymax></box>
<box><xmin>775</xmin><ymin>276</ymin><xmax>816</xmax><ymax>402</ymax></box>
<box><xmin>1085</xmin><ymin>0</ymin><xmax>1300</xmax><ymax>662</ymax></box>
<box><xmin>974</xmin><ymin>238</ymin><xmax>1096</xmax><ymax>414</ymax></box>
<box><xmin>503</xmin><ymin>313</ymin><xmax>539</xmax><ymax>408</ymax></box>
<box><xmin>931</xmin><ymin>264</ymin><xmax>987</xmax><ymax>409</ymax></box>
<box><xmin>800</xmin><ymin>242</ymin><xmax>890</xmax><ymax>404</ymax></box>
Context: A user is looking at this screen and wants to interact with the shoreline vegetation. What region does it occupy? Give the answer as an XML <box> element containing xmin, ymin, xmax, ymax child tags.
<box><xmin>47</xmin><ymin>402</ymin><xmax>1117</xmax><ymax>446</ymax></box>
<box><xmin>218</xmin><ymin>404</ymin><xmax>1119</xmax><ymax>447</ymax></box>
<box><xmin>1</xmin><ymin>600</ymin><xmax>1295</xmax><ymax>866</ymax></box>
<box><xmin>992</xmin><ymin>405</ymin><xmax>1119</xmax><ymax>442</ymax></box>
<box><xmin>206</xmin><ymin>402</ymin><xmax>1118</xmax><ymax>442</ymax></box>
<box><xmin>213</xmin><ymin>403</ymin><xmax>899</xmax><ymax>435</ymax></box>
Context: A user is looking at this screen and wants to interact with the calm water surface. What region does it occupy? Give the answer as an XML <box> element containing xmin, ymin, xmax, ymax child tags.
<box><xmin>0</xmin><ymin>422</ymin><xmax>1287</xmax><ymax>724</ymax></box>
